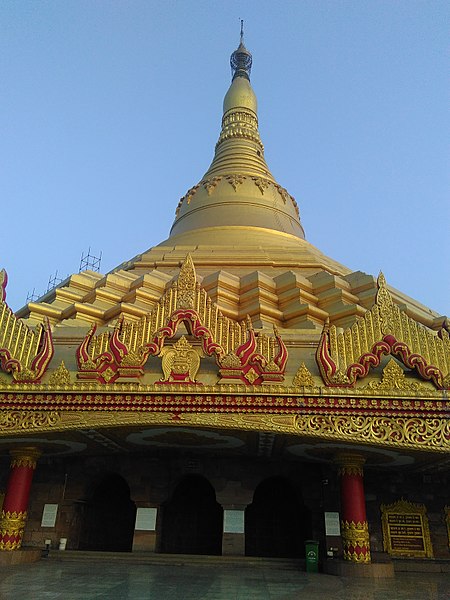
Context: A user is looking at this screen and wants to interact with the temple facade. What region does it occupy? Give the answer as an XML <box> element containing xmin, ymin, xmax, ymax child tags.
<box><xmin>0</xmin><ymin>34</ymin><xmax>448</xmax><ymax>575</ymax></box>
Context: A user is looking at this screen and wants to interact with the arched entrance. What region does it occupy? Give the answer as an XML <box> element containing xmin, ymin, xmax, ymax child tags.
<box><xmin>160</xmin><ymin>475</ymin><xmax>223</xmax><ymax>555</ymax></box>
<box><xmin>80</xmin><ymin>473</ymin><xmax>136</xmax><ymax>552</ymax></box>
<box><xmin>245</xmin><ymin>476</ymin><xmax>311</xmax><ymax>558</ymax></box>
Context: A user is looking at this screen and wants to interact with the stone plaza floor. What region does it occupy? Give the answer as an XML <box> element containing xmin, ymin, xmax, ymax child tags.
<box><xmin>0</xmin><ymin>558</ymin><xmax>449</xmax><ymax>600</ymax></box>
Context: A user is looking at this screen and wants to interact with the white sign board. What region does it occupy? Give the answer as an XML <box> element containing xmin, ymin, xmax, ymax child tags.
<box><xmin>135</xmin><ymin>507</ymin><xmax>157</xmax><ymax>531</ymax></box>
<box><xmin>324</xmin><ymin>511</ymin><xmax>341</xmax><ymax>536</ymax></box>
<box><xmin>41</xmin><ymin>503</ymin><xmax>58</xmax><ymax>528</ymax></box>
<box><xmin>223</xmin><ymin>509</ymin><xmax>245</xmax><ymax>534</ymax></box>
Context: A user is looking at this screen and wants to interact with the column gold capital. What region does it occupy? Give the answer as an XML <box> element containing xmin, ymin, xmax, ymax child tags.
<box><xmin>9</xmin><ymin>446</ymin><xmax>41</xmax><ymax>469</ymax></box>
<box><xmin>333</xmin><ymin>452</ymin><xmax>365</xmax><ymax>477</ymax></box>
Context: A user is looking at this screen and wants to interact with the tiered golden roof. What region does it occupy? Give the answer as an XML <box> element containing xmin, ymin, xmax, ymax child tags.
<box><xmin>3</xmin><ymin>35</ymin><xmax>448</xmax><ymax>399</ymax></box>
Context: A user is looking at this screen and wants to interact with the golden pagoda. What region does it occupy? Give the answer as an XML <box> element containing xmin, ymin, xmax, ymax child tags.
<box><xmin>0</xmin><ymin>30</ymin><xmax>448</xmax><ymax>574</ymax></box>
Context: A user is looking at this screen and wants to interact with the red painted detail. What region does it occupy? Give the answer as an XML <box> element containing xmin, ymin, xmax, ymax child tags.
<box><xmin>0</xmin><ymin>391</ymin><xmax>447</xmax><ymax>417</ymax></box>
<box><xmin>76</xmin><ymin>308</ymin><xmax>288</xmax><ymax>386</ymax></box>
<box><xmin>219</xmin><ymin>324</ymin><xmax>288</xmax><ymax>385</ymax></box>
<box><xmin>0</xmin><ymin>317</ymin><xmax>54</xmax><ymax>383</ymax></box>
<box><xmin>0</xmin><ymin>269</ymin><xmax>7</xmax><ymax>303</ymax></box>
<box><xmin>316</xmin><ymin>326</ymin><xmax>447</xmax><ymax>390</ymax></box>
<box><xmin>340</xmin><ymin>473</ymin><xmax>367</xmax><ymax>523</ymax></box>
<box><xmin>2</xmin><ymin>465</ymin><xmax>35</xmax><ymax>514</ymax></box>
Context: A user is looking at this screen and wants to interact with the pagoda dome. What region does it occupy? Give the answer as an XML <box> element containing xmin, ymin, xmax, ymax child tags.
<box><xmin>167</xmin><ymin>34</ymin><xmax>305</xmax><ymax>246</ymax></box>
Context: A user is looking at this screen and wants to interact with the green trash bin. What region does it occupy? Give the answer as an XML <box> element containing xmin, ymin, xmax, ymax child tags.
<box><xmin>305</xmin><ymin>540</ymin><xmax>319</xmax><ymax>572</ymax></box>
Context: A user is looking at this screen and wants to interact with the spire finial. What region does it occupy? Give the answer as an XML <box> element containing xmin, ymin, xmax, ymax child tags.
<box><xmin>230</xmin><ymin>21</ymin><xmax>252</xmax><ymax>81</ymax></box>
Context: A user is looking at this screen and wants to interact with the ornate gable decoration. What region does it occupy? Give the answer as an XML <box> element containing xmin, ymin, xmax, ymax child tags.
<box><xmin>77</xmin><ymin>255</ymin><xmax>288</xmax><ymax>385</ymax></box>
<box><xmin>316</xmin><ymin>273</ymin><xmax>450</xmax><ymax>389</ymax></box>
<box><xmin>0</xmin><ymin>270</ymin><xmax>54</xmax><ymax>383</ymax></box>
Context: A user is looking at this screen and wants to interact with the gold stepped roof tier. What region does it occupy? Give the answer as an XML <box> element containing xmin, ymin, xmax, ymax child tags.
<box><xmin>17</xmin><ymin>253</ymin><xmax>444</xmax><ymax>334</ymax></box>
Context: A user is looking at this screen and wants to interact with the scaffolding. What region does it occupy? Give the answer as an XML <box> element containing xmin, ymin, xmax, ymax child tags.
<box><xmin>79</xmin><ymin>248</ymin><xmax>102</xmax><ymax>273</ymax></box>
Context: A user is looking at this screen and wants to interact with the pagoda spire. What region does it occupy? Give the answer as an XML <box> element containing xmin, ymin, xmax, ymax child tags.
<box><xmin>230</xmin><ymin>20</ymin><xmax>252</xmax><ymax>81</ymax></box>
<box><xmin>169</xmin><ymin>32</ymin><xmax>305</xmax><ymax>242</ymax></box>
<box><xmin>201</xmin><ymin>29</ymin><xmax>272</xmax><ymax>181</ymax></box>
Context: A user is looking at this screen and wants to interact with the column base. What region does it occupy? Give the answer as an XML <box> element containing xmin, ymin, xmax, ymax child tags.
<box><xmin>222</xmin><ymin>533</ymin><xmax>245</xmax><ymax>555</ymax></box>
<box><xmin>132</xmin><ymin>531</ymin><xmax>157</xmax><ymax>552</ymax></box>
<box><xmin>323</xmin><ymin>558</ymin><xmax>395</xmax><ymax>578</ymax></box>
<box><xmin>0</xmin><ymin>548</ymin><xmax>41</xmax><ymax>565</ymax></box>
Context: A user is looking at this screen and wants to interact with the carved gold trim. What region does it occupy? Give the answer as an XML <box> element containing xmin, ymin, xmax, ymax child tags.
<box><xmin>341</xmin><ymin>520</ymin><xmax>371</xmax><ymax>563</ymax></box>
<box><xmin>0</xmin><ymin>510</ymin><xmax>27</xmax><ymax>551</ymax></box>
<box><xmin>381</xmin><ymin>499</ymin><xmax>433</xmax><ymax>558</ymax></box>
<box><xmin>1</xmin><ymin>372</ymin><xmax>446</xmax><ymax>400</ymax></box>
<box><xmin>0</xmin><ymin>408</ymin><xmax>447</xmax><ymax>454</ymax></box>
<box><xmin>295</xmin><ymin>414</ymin><xmax>449</xmax><ymax>453</ymax></box>
<box><xmin>0</xmin><ymin>411</ymin><xmax>60</xmax><ymax>432</ymax></box>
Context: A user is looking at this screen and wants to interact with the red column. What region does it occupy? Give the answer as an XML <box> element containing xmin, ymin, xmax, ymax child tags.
<box><xmin>0</xmin><ymin>447</ymin><xmax>41</xmax><ymax>551</ymax></box>
<box><xmin>334</xmin><ymin>452</ymin><xmax>371</xmax><ymax>563</ymax></box>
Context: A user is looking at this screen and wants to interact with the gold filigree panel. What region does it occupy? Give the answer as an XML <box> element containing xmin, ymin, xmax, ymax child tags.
<box><xmin>294</xmin><ymin>414</ymin><xmax>449</xmax><ymax>453</ymax></box>
<box><xmin>0</xmin><ymin>408</ymin><xmax>448</xmax><ymax>454</ymax></box>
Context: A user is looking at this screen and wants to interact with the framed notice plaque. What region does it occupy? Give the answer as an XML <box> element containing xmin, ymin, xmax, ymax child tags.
<box><xmin>324</xmin><ymin>512</ymin><xmax>341</xmax><ymax>536</ymax></box>
<box><xmin>381</xmin><ymin>499</ymin><xmax>433</xmax><ymax>558</ymax></box>
<box><xmin>135</xmin><ymin>508</ymin><xmax>157</xmax><ymax>531</ymax></box>
<box><xmin>223</xmin><ymin>510</ymin><xmax>245</xmax><ymax>534</ymax></box>
<box><xmin>41</xmin><ymin>503</ymin><xmax>58</xmax><ymax>528</ymax></box>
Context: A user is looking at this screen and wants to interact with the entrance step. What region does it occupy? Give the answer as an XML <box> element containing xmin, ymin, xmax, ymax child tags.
<box><xmin>48</xmin><ymin>550</ymin><xmax>304</xmax><ymax>570</ymax></box>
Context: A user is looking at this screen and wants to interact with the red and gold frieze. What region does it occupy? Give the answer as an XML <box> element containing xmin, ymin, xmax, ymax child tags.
<box><xmin>0</xmin><ymin>270</ymin><xmax>54</xmax><ymax>384</ymax></box>
<box><xmin>0</xmin><ymin>389</ymin><xmax>448</xmax><ymax>417</ymax></box>
<box><xmin>316</xmin><ymin>273</ymin><xmax>450</xmax><ymax>390</ymax></box>
<box><xmin>76</xmin><ymin>256</ymin><xmax>288</xmax><ymax>385</ymax></box>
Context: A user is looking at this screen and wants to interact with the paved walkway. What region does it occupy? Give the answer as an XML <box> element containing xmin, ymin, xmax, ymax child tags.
<box><xmin>0</xmin><ymin>559</ymin><xmax>448</xmax><ymax>599</ymax></box>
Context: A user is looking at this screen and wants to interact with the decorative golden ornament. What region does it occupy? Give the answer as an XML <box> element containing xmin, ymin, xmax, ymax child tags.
<box><xmin>0</xmin><ymin>411</ymin><xmax>60</xmax><ymax>433</ymax></box>
<box><xmin>316</xmin><ymin>274</ymin><xmax>450</xmax><ymax>389</ymax></box>
<box><xmin>225</xmin><ymin>174</ymin><xmax>245</xmax><ymax>191</ymax></box>
<box><xmin>366</xmin><ymin>359</ymin><xmax>423</xmax><ymax>392</ymax></box>
<box><xmin>176</xmin><ymin>254</ymin><xmax>196</xmax><ymax>309</ymax></box>
<box><xmin>0</xmin><ymin>510</ymin><xmax>27</xmax><ymax>551</ymax></box>
<box><xmin>158</xmin><ymin>336</ymin><xmax>201</xmax><ymax>384</ymax></box>
<box><xmin>244</xmin><ymin>368</ymin><xmax>259</xmax><ymax>384</ymax></box>
<box><xmin>251</xmin><ymin>176</ymin><xmax>270</xmax><ymax>195</ymax></box>
<box><xmin>203</xmin><ymin>177</ymin><xmax>222</xmax><ymax>195</ymax></box>
<box><xmin>295</xmin><ymin>414</ymin><xmax>450</xmax><ymax>452</ymax></box>
<box><xmin>340</xmin><ymin>520</ymin><xmax>371</xmax><ymax>563</ymax></box>
<box><xmin>48</xmin><ymin>361</ymin><xmax>71</xmax><ymax>386</ymax></box>
<box><xmin>292</xmin><ymin>363</ymin><xmax>315</xmax><ymax>387</ymax></box>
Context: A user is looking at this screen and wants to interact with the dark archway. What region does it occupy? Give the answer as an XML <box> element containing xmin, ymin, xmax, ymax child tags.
<box><xmin>245</xmin><ymin>476</ymin><xmax>311</xmax><ymax>558</ymax></box>
<box><xmin>80</xmin><ymin>473</ymin><xmax>136</xmax><ymax>552</ymax></box>
<box><xmin>160</xmin><ymin>475</ymin><xmax>223</xmax><ymax>555</ymax></box>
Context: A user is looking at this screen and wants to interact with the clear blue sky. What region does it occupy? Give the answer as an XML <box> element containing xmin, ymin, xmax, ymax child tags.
<box><xmin>1</xmin><ymin>1</ymin><xmax>448</xmax><ymax>316</ymax></box>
